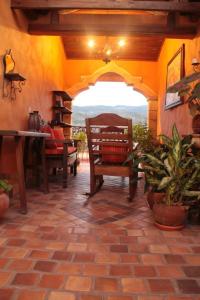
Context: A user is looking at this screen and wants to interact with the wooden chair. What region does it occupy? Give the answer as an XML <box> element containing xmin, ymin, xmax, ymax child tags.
<box><xmin>86</xmin><ymin>113</ymin><xmax>136</xmax><ymax>201</ymax></box>
<box><xmin>41</xmin><ymin>126</ymin><xmax>78</xmax><ymax>188</ymax></box>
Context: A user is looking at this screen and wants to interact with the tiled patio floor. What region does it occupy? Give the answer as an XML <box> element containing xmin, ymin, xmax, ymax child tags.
<box><xmin>0</xmin><ymin>162</ymin><xmax>200</xmax><ymax>300</ymax></box>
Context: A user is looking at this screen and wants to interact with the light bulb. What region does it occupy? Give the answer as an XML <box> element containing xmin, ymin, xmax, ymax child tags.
<box><xmin>106</xmin><ymin>49</ymin><xmax>112</xmax><ymax>56</ymax></box>
<box><xmin>88</xmin><ymin>39</ymin><xmax>95</xmax><ymax>48</ymax></box>
<box><xmin>192</xmin><ymin>58</ymin><xmax>199</xmax><ymax>65</ymax></box>
<box><xmin>118</xmin><ymin>39</ymin><xmax>125</xmax><ymax>47</ymax></box>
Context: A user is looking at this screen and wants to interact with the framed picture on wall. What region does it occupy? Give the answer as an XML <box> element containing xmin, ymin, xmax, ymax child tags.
<box><xmin>165</xmin><ymin>44</ymin><xmax>185</xmax><ymax>109</ymax></box>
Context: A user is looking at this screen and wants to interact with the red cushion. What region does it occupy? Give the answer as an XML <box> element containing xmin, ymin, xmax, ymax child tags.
<box><xmin>40</xmin><ymin>126</ymin><xmax>57</xmax><ymax>149</ymax></box>
<box><xmin>102</xmin><ymin>145</ymin><xmax>127</xmax><ymax>163</ymax></box>
<box><xmin>53</xmin><ymin>128</ymin><xmax>65</xmax><ymax>147</ymax></box>
<box><xmin>45</xmin><ymin>146</ymin><xmax>77</xmax><ymax>155</ymax></box>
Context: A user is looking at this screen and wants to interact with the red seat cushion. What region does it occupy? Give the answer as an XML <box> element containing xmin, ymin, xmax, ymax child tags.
<box><xmin>102</xmin><ymin>145</ymin><xmax>127</xmax><ymax>163</ymax></box>
<box><xmin>40</xmin><ymin>125</ymin><xmax>57</xmax><ymax>149</ymax></box>
<box><xmin>53</xmin><ymin>128</ymin><xmax>65</xmax><ymax>147</ymax></box>
<box><xmin>45</xmin><ymin>146</ymin><xmax>77</xmax><ymax>155</ymax></box>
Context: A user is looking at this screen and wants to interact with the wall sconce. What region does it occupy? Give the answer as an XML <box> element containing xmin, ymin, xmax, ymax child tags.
<box><xmin>192</xmin><ymin>57</ymin><xmax>200</xmax><ymax>73</ymax></box>
<box><xmin>2</xmin><ymin>49</ymin><xmax>26</xmax><ymax>100</ymax></box>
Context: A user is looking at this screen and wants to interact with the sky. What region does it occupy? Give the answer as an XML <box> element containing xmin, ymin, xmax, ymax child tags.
<box><xmin>73</xmin><ymin>82</ymin><xmax>147</xmax><ymax>106</ymax></box>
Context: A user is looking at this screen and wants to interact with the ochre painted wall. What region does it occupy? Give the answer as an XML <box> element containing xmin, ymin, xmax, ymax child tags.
<box><xmin>0</xmin><ymin>0</ymin><xmax>67</xmax><ymax>173</ymax></box>
<box><xmin>157</xmin><ymin>34</ymin><xmax>200</xmax><ymax>136</ymax></box>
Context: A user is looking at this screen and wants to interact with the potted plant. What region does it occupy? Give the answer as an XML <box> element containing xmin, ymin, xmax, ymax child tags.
<box><xmin>142</xmin><ymin>124</ymin><xmax>200</xmax><ymax>230</ymax></box>
<box><xmin>0</xmin><ymin>180</ymin><xmax>12</xmax><ymax>217</ymax></box>
<box><xmin>127</xmin><ymin>127</ymin><xmax>165</xmax><ymax>207</ymax></box>
<box><xmin>72</xmin><ymin>130</ymin><xmax>87</xmax><ymax>163</ymax></box>
<box><xmin>132</xmin><ymin>123</ymin><xmax>156</xmax><ymax>154</ymax></box>
<box><xmin>139</xmin><ymin>144</ymin><xmax>167</xmax><ymax>209</ymax></box>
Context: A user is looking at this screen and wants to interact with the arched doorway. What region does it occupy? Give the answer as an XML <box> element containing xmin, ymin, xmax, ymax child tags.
<box><xmin>67</xmin><ymin>62</ymin><xmax>158</xmax><ymax>136</ymax></box>
<box><xmin>72</xmin><ymin>81</ymin><xmax>147</xmax><ymax>126</ymax></box>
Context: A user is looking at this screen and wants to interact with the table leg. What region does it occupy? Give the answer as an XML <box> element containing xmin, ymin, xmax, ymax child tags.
<box><xmin>63</xmin><ymin>143</ymin><xmax>68</xmax><ymax>188</ymax></box>
<box><xmin>0</xmin><ymin>136</ymin><xmax>3</xmax><ymax>158</ymax></box>
<box><xmin>41</xmin><ymin>138</ymin><xmax>49</xmax><ymax>193</ymax></box>
<box><xmin>15</xmin><ymin>136</ymin><xmax>27</xmax><ymax>214</ymax></box>
<box><xmin>0</xmin><ymin>137</ymin><xmax>3</xmax><ymax>177</ymax></box>
<box><xmin>23</xmin><ymin>137</ymin><xmax>30</xmax><ymax>186</ymax></box>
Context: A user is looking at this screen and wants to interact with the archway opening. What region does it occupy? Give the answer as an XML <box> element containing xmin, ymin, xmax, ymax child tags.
<box><xmin>72</xmin><ymin>80</ymin><xmax>147</xmax><ymax>126</ymax></box>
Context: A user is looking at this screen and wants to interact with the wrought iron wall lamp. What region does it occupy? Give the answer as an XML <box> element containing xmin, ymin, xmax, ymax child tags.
<box><xmin>192</xmin><ymin>57</ymin><xmax>200</xmax><ymax>73</ymax></box>
<box><xmin>2</xmin><ymin>49</ymin><xmax>26</xmax><ymax>100</ymax></box>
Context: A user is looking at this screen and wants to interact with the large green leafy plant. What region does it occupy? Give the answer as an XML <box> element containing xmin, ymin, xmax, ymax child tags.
<box><xmin>142</xmin><ymin>124</ymin><xmax>200</xmax><ymax>206</ymax></box>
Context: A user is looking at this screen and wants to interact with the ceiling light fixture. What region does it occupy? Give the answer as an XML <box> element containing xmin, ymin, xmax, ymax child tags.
<box><xmin>87</xmin><ymin>37</ymin><xmax>126</xmax><ymax>63</ymax></box>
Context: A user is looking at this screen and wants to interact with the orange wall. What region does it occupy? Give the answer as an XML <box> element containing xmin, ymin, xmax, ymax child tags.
<box><xmin>157</xmin><ymin>34</ymin><xmax>200</xmax><ymax>136</ymax></box>
<box><xmin>64</xmin><ymin>59</ymin><xmax>158</xmax><ymax>95</ymax></box>
<box><xmin>0</xmin><ymin>0</ymin><xmax>67</xmax><ymax>172</ymax></box>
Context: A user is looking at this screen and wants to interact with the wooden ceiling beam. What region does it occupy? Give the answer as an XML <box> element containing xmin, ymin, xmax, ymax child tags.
<box><xmin>28</xmin><ymin>23</ymin><xmax>196</xmax><ymax>38</ymax></box>
<box><xmin>11</xmin><ymin>0</ymin><xmax>200</xmax><ymax>13</ymax></box>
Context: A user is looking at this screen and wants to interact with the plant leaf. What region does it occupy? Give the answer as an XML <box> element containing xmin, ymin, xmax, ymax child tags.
<box><xmin>172</xmin><ymin>124</ymin><xmax>180</xmax><ymax>143</ymax></box>
<box><xmin>144</xmin><ymin>154</ymin><xmax>165</xmax><ymax>167</ymax></box>
<box><xmin>158</xmin><ymin>176</ymin><xmax>172</xmax><ymax>190</ymax></box>
<box><xmin>159</xmin><ymin>134</ymin><xmax>173</xmax><ymax>149</ymax></box>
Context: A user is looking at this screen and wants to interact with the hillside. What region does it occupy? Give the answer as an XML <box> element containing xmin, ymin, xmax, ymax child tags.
<box><xmin>72</xmin><ymin>105</ymin><xmax>147</xmax><ymax>126</ymax></box>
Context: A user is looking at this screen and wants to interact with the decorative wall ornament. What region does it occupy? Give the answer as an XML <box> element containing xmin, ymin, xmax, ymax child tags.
<box><xmin>67</xmin><ymin>61</ymin><xmax>156</xmax><ymax>99</ymax></box>
<box><xmin>165</xmin><ymin>44</ymin><xmax>185</xmax><ymax>109</ymax></box>
<box><xmin>2</xmin><ymin>49</ymin><xmax>26</xmax><ymax>100</ymax></box>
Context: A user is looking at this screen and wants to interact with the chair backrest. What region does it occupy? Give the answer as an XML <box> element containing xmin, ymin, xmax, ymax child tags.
<box><xmin>86</xmin><ymin>113</ymin><xmax>133</xmax><ymax>164</ymax></box>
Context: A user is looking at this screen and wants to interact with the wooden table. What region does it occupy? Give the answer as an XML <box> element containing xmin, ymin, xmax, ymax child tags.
<box><xmin>0</xmin><ymin>130</ymin><xmax>50</xmax><ymax>214</ymax></box>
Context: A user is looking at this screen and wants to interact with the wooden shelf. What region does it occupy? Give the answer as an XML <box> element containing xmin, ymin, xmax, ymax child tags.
<box><xmin>52</xmin><ymin>106</ymin><xmax>72</xmax><ymax>114</ymax></box>
<box><xmin>52</xmin><ymin>90</ymin><xmax>73</xmax><ymax>101</ymax></box>
<box><xmin>52</xmin><ymin>90</ymin><xmax>73</xmax><ymax>131</ymax></box>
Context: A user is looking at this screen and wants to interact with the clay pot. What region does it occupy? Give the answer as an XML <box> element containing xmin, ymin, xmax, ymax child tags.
<box><xmin>28</xmin><ymin>111</ymin><xmax>41</xmax><ymax>131</ymax></box>
<box><xmin>153</xmin><ymin>203</ymin><xmax>188</xmax><ymax>230</ymax></box>
<box><xmin>192</xmin><ymin>114</ymin><xmax>200</xmax><ymax>134</ymax></box>
<box><xmin>0</xmin><ymin>192</ymin><xmax>9</xmax><ymax>217</ymax></box>
<box><xmin>146</xmin><ymin>191</ymin><xmax>165</xmax><ymax>209</ymax></box>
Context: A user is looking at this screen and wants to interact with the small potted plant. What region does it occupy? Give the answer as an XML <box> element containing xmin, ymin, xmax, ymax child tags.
<box><xmin>142</xmin><ymin>124</ymin><xmax>200</xmax><ymax>230</ymax></box>
<box><xmin>132</xmin><ymin>123</ymin><xmax>156</xmax><ymax>154</ymax></box>
<box><xmin>0</xmin><ymin>180</ymin><xmax>12</xmax><ymax>217</ymax></box>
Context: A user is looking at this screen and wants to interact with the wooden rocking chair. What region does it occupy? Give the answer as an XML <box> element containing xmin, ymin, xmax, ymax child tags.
<box><xmin>86</xmin><ymin>113</ymin><xmax>136</xmax><ymax>201</ymax></box>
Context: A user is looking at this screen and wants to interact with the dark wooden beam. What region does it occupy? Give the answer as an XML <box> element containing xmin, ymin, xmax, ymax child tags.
<box><xmin>28</xmin><ymin>23</ymin><xmax>196</xmax><ymax>38</ymax></box>
<box><xmin>11</xmin><ymin>0</ymin><xmax>200</xmax><ymax>13</ymax></box>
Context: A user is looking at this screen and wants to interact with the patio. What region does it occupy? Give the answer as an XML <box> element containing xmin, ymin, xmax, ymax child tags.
<box><xmin>0</xmin><ymin>162</ymin><xmax>200</xmax><ymax>300</ymax></box>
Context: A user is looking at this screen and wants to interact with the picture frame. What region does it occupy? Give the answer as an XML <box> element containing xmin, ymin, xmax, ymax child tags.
<box><xmin>165</xmin><ymin>44</ymin><xmax>185</xmax><ymax>109</ymax></box>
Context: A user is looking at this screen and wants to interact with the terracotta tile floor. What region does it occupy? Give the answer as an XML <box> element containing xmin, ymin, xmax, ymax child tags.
<box><xmin>0</xmin><ymin>163</ymin><xmax>200</xmax><ymax>300</ymax></box>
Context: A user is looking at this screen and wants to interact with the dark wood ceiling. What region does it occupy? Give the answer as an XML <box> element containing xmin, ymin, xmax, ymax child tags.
<box><xmin>62</xmin><ymin>35</ymin><xmax>165</xmax><ymax>61</ymax></box>
<box><xmin>11</xmin><ymin>0</ymin><xmax>200</xmax><ymax>62</ymax></box>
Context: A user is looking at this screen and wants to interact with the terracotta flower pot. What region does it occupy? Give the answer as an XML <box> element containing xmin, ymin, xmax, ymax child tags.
<box><xmin>153</xmin><ymin>203</ymin><xmax>188</xmax><ymax>230</ymax></box>
<box><xmin>146</xmin><ymin>191</ymin><xmax>165</xmax><ymax>209</ymax></box>
<box><xmin>0</xmin><ymin>192</ymin><xmax>9</xmax><ymax>217</ymax></box>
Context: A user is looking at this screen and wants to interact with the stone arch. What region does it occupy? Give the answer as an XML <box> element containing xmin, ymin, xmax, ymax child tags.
<box><xmin>67</xmin><ymin>61</ymin><xmax>156</xmax><ymax>99</ymax></box>
<box><xmin>66</xmin><ymin>62</ymin><xmax>158</xmax><ymax>136</ymax></box>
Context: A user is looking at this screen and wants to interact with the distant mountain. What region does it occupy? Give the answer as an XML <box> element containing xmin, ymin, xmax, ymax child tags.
<box><xmin>72</xmin><ymin>105</ymin><xmax>147</xmax><ymax>126</ymax></box>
